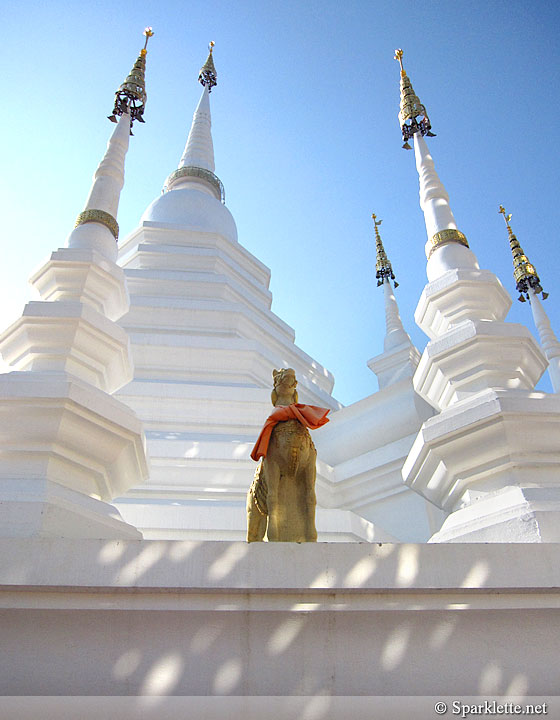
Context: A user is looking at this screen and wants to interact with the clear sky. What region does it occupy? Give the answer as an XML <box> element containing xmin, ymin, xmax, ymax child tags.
<box><xmin>1</xmin><ymin>0</ymin><xmax>559</xmax><ymax>404</ymax></box>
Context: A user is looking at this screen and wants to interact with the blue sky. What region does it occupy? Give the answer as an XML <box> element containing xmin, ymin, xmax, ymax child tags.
<box><xmin>1</xmin><ymin>0</ymin><xmax>559</xmax><ymax>403</ymax></box>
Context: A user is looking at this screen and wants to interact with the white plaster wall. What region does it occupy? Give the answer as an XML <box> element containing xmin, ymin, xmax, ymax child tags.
<box><xmin>314</xmin><ymin>379</ymin><xmax>439</xmax><ymax>541</ymax></box>
<box><xmin>1</xmin><ymin>540</ymin><xmax>559</xmax><ymax>698</ymax></box>
<box><xmin>3</xmin><ymin>606</ymin><xmax>558</xmax><ymax>696</ymax></box>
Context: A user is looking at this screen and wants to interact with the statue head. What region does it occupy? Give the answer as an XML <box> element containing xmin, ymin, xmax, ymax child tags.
<box><xmin>271</xmin><ymin>368</ymin><xmax>298</xmax><ymax>406</ymax></box>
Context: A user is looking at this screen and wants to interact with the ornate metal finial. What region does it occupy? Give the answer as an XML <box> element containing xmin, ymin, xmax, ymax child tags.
<box><xmin>141</xmin><ymin>26</ymin><xmax>154</xmax><ymax>56</ymax></box>
<box><xmin>372</xmin><ymin>213</ymin><xmax>398</xmax><ymax>288</ymax></box>
<box><xmin>394</xmin><ymin>48</ymin><xmax>405</xmax><ymax>76</ymax></box>
<box><xmin>498</xmin><ymin>204</ymin><xmax>514</xmax><ymax>238</ymax></box>
<box><xmin>108</xmin><ymin>28</ymin><xmax>153</xmax><ymax>132</ymax></box>
<box><xmin>499</xmin><ymin>205</ymin><xmax>548</xmax><ymax>303</ymax></box>
<box><xmin>394</xmin><ymin>48</ymin><xmax>435</xmax><ymax>150</ymax></box>
<box><xmin>199</xmin><ymin>41</ymin><xmax>217</xmax><ymax>92</ymax></box>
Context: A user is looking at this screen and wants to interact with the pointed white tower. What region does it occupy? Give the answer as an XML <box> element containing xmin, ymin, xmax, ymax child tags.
<box><xmin>499</xmin><ymin>205</ymin><xmax>560</xmax><ymax>392</ymax></box>
<box><xmin>367</xmin><ymin>213</ymin><xmax>421</xmax><ymax>387</ymax></box>
<box><xmin>177</xmin><ymin>43</ymin><xmax>216</xmax><ymax>173</ymax></box>
<box><xmin>0</xmin><ymin>31</ymin><xmax>153</xmax><ymax>538</ymax></box>
<box><xmin>112</xmin><ymin>45</ymin><xmax>378</xmax><ymax>542</ymax></box>
<box><xmin>395</xmin><ymin>50</ymin><xmax>560</xmax><ymax>542</ymax></box>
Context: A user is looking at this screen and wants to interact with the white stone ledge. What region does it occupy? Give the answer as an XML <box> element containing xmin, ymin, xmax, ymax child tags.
<box><xmin>1</xmin><ymin>540</ymin><xmax>559</xmax><ymax>594</ymax></box>
<box><xmin>2</xmin><ymin>588</ymin><xmax>559</xmax><ymax>612</ymax></box>
<box><xmin>119</xmin><ymin>227</ymin><xmax>271</xmax><ymax>287</ymax></box>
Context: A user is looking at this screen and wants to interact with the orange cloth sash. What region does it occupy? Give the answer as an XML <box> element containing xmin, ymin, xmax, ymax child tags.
<box><xmin>251</xmin><ymin>403</ymin><xmax>330</xmax><ymax>461</ymax></box>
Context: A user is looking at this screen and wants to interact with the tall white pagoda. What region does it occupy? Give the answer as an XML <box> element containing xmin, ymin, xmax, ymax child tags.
<box><xmin>1</xmin><ymin>37</ymin><xmax>560</xmax><ymax>706</ymax></box>
<box><xmin>111</xmin><ymin>43</ymin><xmax>345</xmax><ymax>539</ymax></box>
<box><xmin>111</xmin><ymin>45</ymin><xmax>439</xmax><ymax>542</ymax></box>
<box><xmin>0</xmin><ymin>30</ymin><xmax>155</xmax><ymax>539</ymax></box>
<box><xmin>394</xmin><ymin>49</ymin><xmax>560</xmax><ymax>542</ymax></box>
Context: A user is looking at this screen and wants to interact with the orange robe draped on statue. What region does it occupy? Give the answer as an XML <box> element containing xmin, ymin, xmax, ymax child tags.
<box><xmin>250</xmin><ymin>404</ymin><xmax>330</xmax><ymax>461</ymax></box>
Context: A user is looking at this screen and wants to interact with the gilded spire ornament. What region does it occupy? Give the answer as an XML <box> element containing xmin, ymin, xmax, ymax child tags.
<box><xmin>199</xmin><ymin>41</ymin><xmax>217</xmax><ymax>92</ymax></box>
<box><xmin>394</xmin><ymin>49</ymin><xmax>435</xmax><ymax>150</ymax></box>
<box><xmin>372</xmin><ymin>213</ymin><xmax>398</xmax><ymax>287</ymax></box>
<box><xmin>108</xmin><ymin>27</ymin><xmax>154</xmax><ymax>131</ymax></box>
<box><xmin>499</xmin><ymin>205</ymin><xmax>548</xmax><ymax>303</ymax></box>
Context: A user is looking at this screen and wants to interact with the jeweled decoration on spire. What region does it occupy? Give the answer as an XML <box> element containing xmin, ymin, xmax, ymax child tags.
<box><xmin>394</xmin><ymin>49</ymin><xmax>435</xmax><ymax>150</ymax></box>
<box><xmin>108</xmin><ymin>27</ymin><xmax>153</xmax><ymax>131</ymax></box>
<box><xmin>199</xmin><ymin>41</ymin><xmax>217</xmax><ymax>92</ymax></box>
<box><xmin>499</xmin><ymin>205</ymin><xmax>548</xmax><ymax>303</ymax></box>
<box><xmin>372</xmin><ymin>214</ymin><xmax>398</xmax><ymax>287</ymax></box>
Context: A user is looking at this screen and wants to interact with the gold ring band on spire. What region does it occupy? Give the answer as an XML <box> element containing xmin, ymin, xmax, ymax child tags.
<box><xmin>165</xmin><ymin>166</ymin><xmax>225</xmax><ymax>203</ymax></box>
<box><xmin>428</xmin><ymin>228</ymin><xmax>468</xmax><ymax>257</ymax></box>
<box><xmin>75</xmin><ymin>209</ymin><xmax>119</xmax><ymax>240</ymax></box>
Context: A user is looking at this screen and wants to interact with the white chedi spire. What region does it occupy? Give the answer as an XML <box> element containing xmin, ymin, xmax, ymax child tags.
<box><xmin>164</xmin><ymin>42</ymin><xmax>224</xmax><ymax>205</ymax></box>
<box><xmin>530</xmin><ymin>290</ymin><xmax>560</xmax><ymax>392</ymax></box>
<box><xmin>413</xmin><ymin>134</ymin><xmax>456</xmax><ymax>240</ymax></box>
<box><xmin>86</xmin><ymin>111</ymin><xmax>131</xmax><ymax>215</ymax></box>
<box><xmin>413</xmin><ymin>133</ymin><xmax>480</xmax><ymax>281</ymax></box>
<box><xmin>0</xmin><ymin>32</ymin><xmax>153</xmax><ymax>540</ymax></box>
<box><xmin>371</xmin><ymin>214</ymin><xmax>410</xmax><ymax>351</ymax></box>
<box><xmin>382</xmin><ymin>279</ymin><xmax>410</xmax><ymax>351</ymax></box>
<box><xmin>67</xmin><ymin>111</ymin><xmax>131</xmax><ymax>261</ymax></box>
<box><xmin>181</xmin><ymin>40</ymin><xmax>217</xmax><ymax>173</ymax></box>
<box><xmin>499</xmin><ymin>206</ymin><xmax>560</xmax><ymax>393</ymax></box>
<box><xmin>394</xmin><ymin>49</ymin><xmax>479</xmax><ymax>282</ymax></box>
<box><xmin>367</xmin><ymin>215</ymin><xmax>420</xmax><ymax>388</ymax></box>
<box><xmin>141</xmin><ymin>41</ymin><xmax>231</xmax><ymax>237</ymax></box>
<box><xmin>67</xmin><ymin>28</ymin><xmax>153</xmax><ymax>262</ymax></box>
<box><xmin>178</xmin><ymin>84</ymin><xmax>215</xmax><ymax>173</ymax></box>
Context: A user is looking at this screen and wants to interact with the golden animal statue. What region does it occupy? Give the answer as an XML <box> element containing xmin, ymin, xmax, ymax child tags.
<box><xmin>247</xmin><ymin>368</ymin><xmax>330</xmax><ymax>542</ymax></box>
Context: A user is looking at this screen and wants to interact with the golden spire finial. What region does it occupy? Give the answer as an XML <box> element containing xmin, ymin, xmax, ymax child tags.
<box><xmin>141</xmin><ymin>27</ymin><xmax>154</xmax><ymax>56</ymax></box>
<box><xmin>498</xmin><ymin>204</ymin><xmax>547</xmax><ymax>302</ymax></box>
<box><xmin>199</xmin><ymin>41</ymin><xmax>217</xmax><ymax>92</ymax></box>
<box><xmin>372</xmin><ymin>212</ymin><xmax>382</xmax><ymax>241</ymax></box>
<box><xmin>372</xmin><ymin>213</ymin><xmax>398</xmax><ymax>288</ymax></box>
<box><xmin>498</xmin><ymin>205</ymin><xmax>514</xmax><ymax>239</ymax></box>
<box><xmin>394</xmin><ymin>49</ymin><xmax>405</xmax><ymax>77</ymax></box>
<box><xmin>395</xmin><ymin>48</ymin><xmax>435</xmax><ymax>150</ymax></box>
<box><xmin>108</xmin><ymin>28</ymin><xmax>153</xmax><ymax>132</ymax></box>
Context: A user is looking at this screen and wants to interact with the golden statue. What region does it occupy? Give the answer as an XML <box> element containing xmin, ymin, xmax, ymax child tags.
<box><xmin>247</xmin><ymin>368</ymin><xmax>330</xmax><ymax>542</ymax></box>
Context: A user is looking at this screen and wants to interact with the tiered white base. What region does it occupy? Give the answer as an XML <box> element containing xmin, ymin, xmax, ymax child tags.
<box><xmin>430</xmin><ymin>486</ymin><xmax>560</xmax><ymax>542</ymax></box>
<box><xmin>0</xmin><ymin>371</ymin><xmax>148</xmax><ymax>537</ymax></box>
<box><xmin>403</xmin><ymin>389</ymin><xmax>560</xmax><ymax>513</ymax></box>
<box><xmin>0</xmin><ymin>478</ymin><xmax>141</xmax><ymax>539</ymax></box>
<box><xmin>113</xmin><ymin>501</ymin><xmax>396</xmax><ymax>542</ymax></box>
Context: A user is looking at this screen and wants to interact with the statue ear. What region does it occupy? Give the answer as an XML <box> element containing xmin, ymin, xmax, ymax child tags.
<box><xmin>272</xmin><ymin>369</ymin><xmax>279</xmax><ymax>379</ymax></box>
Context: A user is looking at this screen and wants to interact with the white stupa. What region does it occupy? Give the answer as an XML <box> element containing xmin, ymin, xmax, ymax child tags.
<box><xmin>110</xmin><ymin>45</ymin><xmax>441</xmax><ymax>542</ymax></box>
<box><xmin>394</xmin><ymin>50</ymin><xmax>560</xmax><ymax>542</ymax></box>
<box><xmin>110</xmin><ymin>46</ymin><xmax>368</xmax><ymax>541</ymax></box>
<box><xmin>0</xmin><ymin>31</ymin><xmax>154</xmax><ymax>538</ymax></box>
